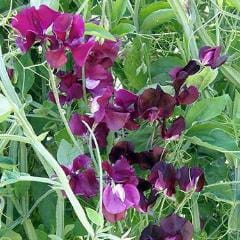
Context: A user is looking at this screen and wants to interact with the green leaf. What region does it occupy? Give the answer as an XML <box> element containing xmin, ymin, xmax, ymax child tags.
<box><xmin>123</xmin><ymin>37</ymin><xmax>149</xmax><ymax>90</ymax></box>
<box><xmin>140</xmin><ymin>9</ymin><xmax>174</xmax><ymax>32</ymax></box>
<box><xmin>186</xmin><ymin>67</ymin><xmax>218</xmax><ymax>91</ymax></box>
<box><xmin>85</xmin><ymin>23</ymin><xmax>115</xmax><ymax>41</ymax></box>
<box><xmin>86</xmin><ymin>208</ymin><xmax>104</xmax><ymax>226</ymax></box>
<box><xmin>112</xmin><ymin>23</ymin><xmax>136</xmax><ymax>36</ymax></box>
<box><xmin>151</xmin><ymin>56</ymin><xmax>184</xmax><ymax>84</ymax></box>
<box><xmin>57</xmin><ymin>139</ymin><xmax>81</xmax><ymax>165</ymax></box>
<box><xmin>185</xmin><ymin>95</ymin><xmax>229</xmax><ymax>127</ymax></box>
<box><xmin>226</xmin><ymin>0</ymin><xmax>240</xmax><ymax>11</ymax></box>
<box><xmin>229</xmin><ymin>204</ymin><xmax>240</xmax><ymax>231</ymax></box>
<box><xmin>111</xmin><ymin>0</ymin><xmax>128</xmax><ymax>26</ymax></box>
<box><xmin>54</xmin><ymin>128</ymin><xmax>72</xmax><ymax>145</ymax></box>
<box><xmin>139</xmin><ymin>2</ymin><xmax>170</xmax><ymax>22</ymax></box>
<box><xmin>14</xmin><ymin>53</ymin><xmax>35</xmax><ymax>94</ymax></box>
<box><xmin>1</xmin><ymin>170</ymin><xmax>29</xmax><ymax>183</ymax></box>
<box><xmin>0</xmin><ymin>94</ymin><xmax>12</xmax><ymax>123</ymax></box>
<box><xmin>0</xmin><ymin>156</ymin><xmax>15</xmax><ymax>170</ymax></box>
<box><xmin>30</xmin><ymin>0</ymin><xmax>59</xmax><ymax>10</ymax></box>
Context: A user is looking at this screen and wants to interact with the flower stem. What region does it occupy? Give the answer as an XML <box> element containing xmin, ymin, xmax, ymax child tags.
<box><xmin>191</xmin><ymin>193</ymin><xmax>201</xmax><ymax>234</ymax></box>
<box><xmin>56</xmin><ymin>191</ymin><xmax>65</xmax><ymax>238</ymax></box>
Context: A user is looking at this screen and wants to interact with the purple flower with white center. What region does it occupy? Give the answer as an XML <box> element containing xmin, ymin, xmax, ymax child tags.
<box><xmin>199</xmin><ymin>46</ymin><xmax>228</xmax><ymax>69</ymax></box>
<box><xmin>161</xmin><ymin>117</ymin><xmax>185</xmax><ymax>141</ymax></box>
<box><xmin>102</xmin><ymin>157</ymin><xmax>140</xmax><ymax>221</ymax></box>
<box><xmin>11</xmin><ymin>5</ymin><xmax>60</xmax><ymax>52</ymax></box>
<box><xmin>176</xmin><ymin>167</ymin><xmax>205</xmax><ymax>192</ymax></box>
<box><xmin>61</xmin><ymin>155</ymin><xmax>99</xmax><ymax>198</ymax></box>
<box><xmin>140</xmin><ymin>214</ymin><xmax>193</xmax><ymax>240</ymax></box>
<box><xmin>91</xmin><ymin>87</ymin><xmax>138</xmax><ymax>131</ymax></box>
<box><xmin>148</xmin><ymin>161</ymin><xmax>176</xmax><ymax>197</ymax></box>
<box><xmin>138</xmin><ymin>86</ymin><xmax>176</xmax><ymax>121</ymax></box>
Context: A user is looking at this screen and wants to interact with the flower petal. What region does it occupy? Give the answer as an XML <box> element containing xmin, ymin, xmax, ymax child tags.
<box><xmin>45</xmin><ymin>47</ymin><xmax>67</xmax><ymax>68</ymax></box>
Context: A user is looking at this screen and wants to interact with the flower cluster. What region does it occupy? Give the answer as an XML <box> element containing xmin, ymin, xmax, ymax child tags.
<box><xmin>12</xmin><ymin>4</ymin><xmax>228</xmax><ymax>236</ymax></box>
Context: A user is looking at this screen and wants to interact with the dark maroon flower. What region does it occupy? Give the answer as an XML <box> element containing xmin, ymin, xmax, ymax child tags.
<box><xmin>137</xmin><ymin>147</ymin><xmax>165</xmax><ymax>170</ymax></box>
<box><xmin>12</xmin><ymin>5</ymin><xmax>60</xmax><ymax>52</ymax></box>
<box><xmin>61</xmin><ymin>155</ymin><xmax>99</xmax><ymax>198</ymax></box>
<box><xmin>7</xmin><ymin>68</ymin><xmax>14</xmax><ymax>79</ymax></box>
<box><xmin>138</xmin><ymin>87</ymin><xmax>176</xmax><ymax>121</ymax></box>
<box><xmin>140</xmin><ymin>224</ymin><xmax>162</xmax><ymax>240</ymax></box>
<box><xmin>109</xmin><ymin>141</ymin><xmax>136</xmax><ymax>164</ymax></box>
<box><xmin>199</xmin><ymin>46</ymin><xmax>227</xmax><ymax>69</ymax></box>
<box><xmin>177</xmin><ymin>86</ymin><xmax>199</xmax><ymax>105</ymax></box>
<box><xmin>140</xmin><ymin>214</ymin><xmax>193</xmax><ymax>240</ymax></box>
<box><xmin>148</xmin><ymin>161</ymin><xmax>176</xmax><ymax>197</ymax></box>
<box><xmin>93</xmin><ymin>122</ymin><xmax>110</xmax><ymax>148</ymax></box>
<box><xmin>162</xmin><ymin>117</ymin><xmax>185</xmax><ymax>141</ymax></box>
<box><xmin>159</xmin><ymin>214</ymin><xmax>193</xmax><ymax>240</ymax></box>
<box><xmin>176</xmin><ymin>167</ymin><xmax>205</xmax><ymax>192</ymax></box>
<box><xmin>48</xmin><ymin>91</ymin><xmax>67</xmax><ymax>106</ymax></box>
<box><xmin>170</xmin><ymin>60</ymin><xmax>200</xmax><ymax>94</ymax></box>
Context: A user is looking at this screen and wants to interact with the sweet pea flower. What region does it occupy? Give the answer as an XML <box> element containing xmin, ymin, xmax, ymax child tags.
<box><xmin>138</xmin><ymin>86</ymin><xmax>176</xmax><ymax>121</ymax></box>
<box><xmin>61</xmin><ymin>155</ymin><xmax>98</xmax><ymax>198</ymax></box>
<box><xmin>69</xmin><ymin>113</ymin><xmax>109</xmax><ymax>148</ymax></box>
<box><xmin>11</xmin><ymin>5</ymin><xmax>60</xmax><ymax>52</ymax></box>
<box><xmin>199</xmin><ymin>46</ymin><xmax>227</xmax><ymax>69</ymax></box>
<box><xmin>140</xmin><ymin>214</ymin><xmax>193</xmax><ymax>240</ymax></box>
<box><xmin>102</xmin><ymin>157</ymin><xmax>140</xmax><ymax>222</ymax></box>
<box><xmin>148</xmin><ymin>161</ymin><xmax>176</xmax><ymax>197</ymax></box>
<box><xmin>109</xmin><ymin>141</ymin><xmax>137</xmax><ymax>164</ymax></box>
<box><xmin>161</xmin><ymin>117</ymin><xmax>186</xmax><ymax>141</ymax></box>
<box><xmin>176</xmin><ymin>167</ymin><xmax>205</xmax><ymax>192</ymax></box>
<box><xmin>91</xmin><ymin>88</ymin><xmax>138</xmax><ymax>131</ymax></box>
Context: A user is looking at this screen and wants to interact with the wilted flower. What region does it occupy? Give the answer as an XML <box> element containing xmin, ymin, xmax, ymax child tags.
<box><xmin>176</xmin><ymin>167</ymin><xmax>205</xmax><ymax>192</ymax></box>
<box><xmin>61</xmin><ymin>155</ymin><xmax>99</xmax><ymax>198</ymax></box>
<box><xmin>148</xmin><ymin>161</ymin><xmax>176</xmax><ymax>197</ymax></box>
<box><xmin>161</xmin><ymin>117</ymin><xmax>185</xmax><ymax>141</ymax></box>
<box><xmin>102</xmin><ymin>157</ymin><xmax>140</xmax><ymax>221</ymax></box>
<box><xmin>199</xmin><ymin>46</ymin><xmax>227</xmax><ymax>69</ymax></box>
<box><xmin>138</xmin><ymin>86</ymin><xmax>176</xmax><ymax>121</ymax></box>
<box><xmin>140</xmin><ymin>214</ymin><xmax>193</xmax><ymax>240</ymax></box>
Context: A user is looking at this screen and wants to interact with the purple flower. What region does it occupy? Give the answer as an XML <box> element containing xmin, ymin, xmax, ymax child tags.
<box><xmin>91</xmin><ymin>87</ymin><xmax>138</xmax><ymax>131</ymax></box>
<box><xmin>61</xmin><ymin>155</ymin><xmax>99</xmax><ymax>198</ymax></box>
<box><xmin>140</xmin><ymin>214</ymin><xmax>193</xmax><ymax>240</ymax></box>
<box><xmin>176</xmin><ymin>86</ymin><xmax>199</xmax><ymax>105</ymax></box>
<box><xmin>148</xmin><ymin>161</ymin><xmax>176</xmax><ymax>197</ymax></box>
<box><xmin>103</xmin><ymin>183</ymin><xmax>140</xmax><ymax>214</ymax></box>
<box><xmin>169</xmin><ymin>61</ymin><xmax>200</xmax><ymax>94</ymax></box>
<box><xmin>69</xmin><ymin>113</ymin><xmax>109</xmax><ymax>148</ymax></box>
<box><xmin>102</xmin><ymin>157</ymin><xmax>138</xmax><ymax>185</ymax></box>
<box><xmin>161</xmin><ymin>117</ymin><xmax>185</xmax><ymax>141</ymax></box>
<box><xmin>102</xmin><ymin>157</ymin><xmax>140</xmax><ymax>221</ymax></box>
<box><xmin>199</xmin><ymin>46</ymin><xmax>227</xmax><ymax>69</ymax></box>
<box><xmin>176</xmin><ymin>167</ymin><xmax>205</xmax><ymax>192</ymax></box>
<box><xmin>102</xmin><ymin>205</ymin><xmax>126</xmax><ymax>223</ymax></box>
<box><xmin>12</xmin><ymin>5</ymin><xmax>60</xmax><ymax>52</ymax></box>
<box><xmin>138</xmin><ymin>87</ymin><xmax>176</xmax><ymax>121</ymax></box>
<box><xmin>109</xmin><ymin>141</ymin><xmax>137</xmax><ymax>164</ymax></box>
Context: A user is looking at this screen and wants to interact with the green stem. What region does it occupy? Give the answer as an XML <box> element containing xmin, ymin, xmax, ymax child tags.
<box><xmin>22</xmin><ymin>219</ymin><xmax>38</xmax><ymax>240</ymax></box>
<box><xmin>191</xmin><ymin>194</ymin><xmax>201</xmax><ymax>234</ymax></box>
<box><xmin>133</xmin><ymin>0</ymin><xmax>140</xmax><ymax>32</ymax></box>
<box><xmin>56</xmin><ymin>191</ymin><xmax>65</xmax><ymax>238</ymax></box>
<box><xmin>48</xmin><ymin>69</ymin><xmax>82</xmax><ymax>151</ymax></box>
<box><xmin>167</xmin><ymin>0</ymin><xmax>198</xmax><ymax>59</ymax></box>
